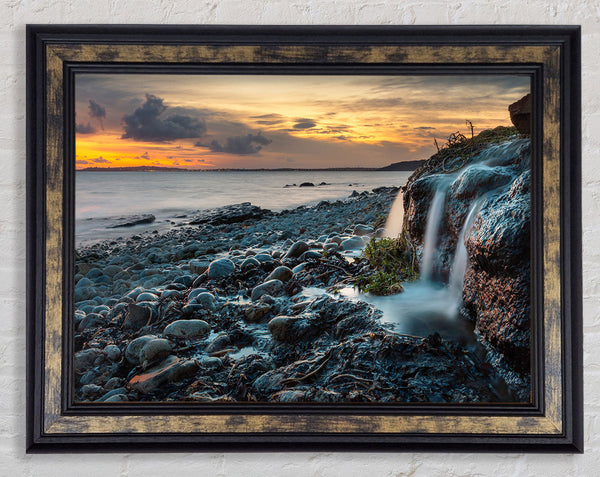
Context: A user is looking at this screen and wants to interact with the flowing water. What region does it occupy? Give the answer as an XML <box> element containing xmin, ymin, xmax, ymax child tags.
<box><xmin>420</xmin><ymin>188</ymin><xmax>447</xmax><ymax>282</ymax></box>
<box><xmin>348</xmin><ymin>138</ymin><xmax>528</xmax><ymax>341</ymax></box>
<box><xmin>382</xmin><ymin>190</ymin><xmax>405</xmax><ymax>238</ymax></box>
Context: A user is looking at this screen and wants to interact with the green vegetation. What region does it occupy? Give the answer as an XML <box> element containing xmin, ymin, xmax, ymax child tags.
<box><xmin>354</xmin><ymin>236</ymin><xmax>417</xmax><ymax>296</ymax></box>
<box><xmin>408</xmin><ymin>124</ymin><xmax>520</xmax><ymax>184</ymax></box>
<box><xmin>355</xmin><ymin>271</ymin><xmax>404</xmax><ymax>296</ymax></box>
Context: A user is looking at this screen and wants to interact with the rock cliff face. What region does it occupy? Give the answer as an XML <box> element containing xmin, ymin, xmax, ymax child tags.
<box><xmin>402</xmin><ymin>130</ymin><xmax>531</xmax><ymax>376</ymax></box>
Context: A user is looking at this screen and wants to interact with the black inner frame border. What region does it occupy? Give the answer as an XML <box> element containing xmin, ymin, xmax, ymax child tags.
<box><xmin>62</xmin><ymin>62</ymin><xmax>543</xmax><ymax>417</ymax></box>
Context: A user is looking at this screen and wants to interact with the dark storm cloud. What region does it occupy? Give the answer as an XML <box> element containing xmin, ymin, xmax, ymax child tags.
<box><xmin>257</xmin><ymin>120</ymin><xmax>284</xmax><ymax>125</ymax></box>
<box><xmin>88</xmin><ymin>100</ymin><xmax>106</xmax><ymax>120</ymax></box>
<box><xmin>293</xmin><ymin>119</ymin><xmax>316</xmax><ymax>129</ymax></box>
<box><xmin>251</xmin><ymin>113</ymin><xmax>286</xmax><ymax>126</ymax></box>
<box><xmin>121</xmin><ymin>94</ymin><xmax>207</xmax><ymax>142</ymax></box>
<box><xmin>197</xmin><ymin>132</ymin><xmax>272</xmax><ymax>155</ymax></box>
<box><xmin>76</xmin><ymin>122</ymin><xmax>96</xmax><ymax>134</ymax></box>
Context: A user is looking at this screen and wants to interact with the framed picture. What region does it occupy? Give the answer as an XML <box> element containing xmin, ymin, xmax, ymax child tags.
<box><xmin>26</xmin><ymin>25</ymin><xmax>582</xmax><ymax>452</ymax></box>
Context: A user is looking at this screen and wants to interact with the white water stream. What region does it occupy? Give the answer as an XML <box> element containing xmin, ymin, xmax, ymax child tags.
<box><xmin>346</xmin><ymin>138</ymin><xmax>528</xmax><ymax>340</ymax></box>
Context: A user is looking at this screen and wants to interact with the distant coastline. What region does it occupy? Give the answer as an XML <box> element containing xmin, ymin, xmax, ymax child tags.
<box><xmin>77</xmin><ymin>160</ymin><xmax>425</xmax><ymax>173</ymax></box>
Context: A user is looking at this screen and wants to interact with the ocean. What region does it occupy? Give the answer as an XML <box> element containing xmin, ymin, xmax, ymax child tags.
<box><xmin>75</xmin><ymin>170</ymin><xmax>412</xmax><ymax>246</ymax></box>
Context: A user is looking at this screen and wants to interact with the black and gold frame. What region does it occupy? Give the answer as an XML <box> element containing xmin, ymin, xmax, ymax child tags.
<box><xmin>26</xmin><ymin>25</ymin><xmax>582</xmax><ymax>452</ymax></box>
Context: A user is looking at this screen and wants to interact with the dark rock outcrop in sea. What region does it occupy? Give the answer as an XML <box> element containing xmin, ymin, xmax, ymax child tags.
<box><xmin>189</xmin><ymin>202</ymin><xmax>271</xmax><ymax>226</ymax></box>
<box><xmin>107</xmin><ymin>214</ymin><xmax>156</xmax><ymax>228</ymax></box>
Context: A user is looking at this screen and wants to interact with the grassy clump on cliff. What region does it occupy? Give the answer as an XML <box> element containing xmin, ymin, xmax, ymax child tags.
<box><xmin>355</xmin><ymin>236</ymin><xmax>417</xmax><ymax>295</ymax></box>
<box><xmin>407</xmin><ymin>125</ymin><xmax>519</xmax><ymax>185</ymax></box>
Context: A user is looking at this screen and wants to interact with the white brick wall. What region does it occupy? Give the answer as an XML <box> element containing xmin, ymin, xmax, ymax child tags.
<box><xmin>0</xmin><ymin>1</ymin><xmax>596</xmax><ymax>475</ymax></box>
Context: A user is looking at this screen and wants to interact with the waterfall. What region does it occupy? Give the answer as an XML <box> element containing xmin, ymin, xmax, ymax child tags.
<box><xmin>383</xmin><ymin>190</ymin><xmax>404</xmax><ymax>238</ymax></box>
<box><xmin>362</xmin><ymin>137</ymin><xmax>527</xmax><ymax>339</ymax></box>
<box><xmin>420</xmin><ymin>188</ymin><xmax>446</xmax><ymax>282</ymax></box>
<box><xmin>447</xmin><ymin>200</ymin><xmax>482</xmax><ymax>316</ymax></box>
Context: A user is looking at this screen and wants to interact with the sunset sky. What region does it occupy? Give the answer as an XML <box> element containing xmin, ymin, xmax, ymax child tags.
<box><xmin>75</xmin><ymin>74</ymin><xmax>529</xmax><ymax>170</ymax></box>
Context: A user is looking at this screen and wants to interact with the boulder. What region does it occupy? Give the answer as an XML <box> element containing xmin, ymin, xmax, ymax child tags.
<box><xmin>139</xmin><ymin>338</ymin><xmax>174</xmax><ymax>364</ymax></box>
<box><xmin>508</xmin><ymin>93</ymin><xmax>531</xmax><ymax>135</ymax></box>
<box><xmin>266</xmin><ymin>266</ymin><xmax>293</xmax><ymax>282</ymax></box>
<box><xmin>251</xmin><ymin>279</ymin><xmax>284</xmax><ymax>301</ymax></box>
<box><xmin>163</xmin><ymin>319</ymin><xmax>210</xmax><ymax>339</ymax></box>
<box><xmin>128</xmin><ymin>356</ymin><xmax>199</xmax><ymax>394</ymax></box>
<box><xmin>74</xmin><ymin>348</ymin><xmax>105</xmax><ymax>373</ymax></box>
<box><xmin>284</xmin><ymin>241</ymin><xmax>309</xmax><ymax>258</ymax></box>
<box><xmin>353</xmin><ymin>224</ymin><xmax>374</xmax><ymax>236</ymax></box>
<box><xmin>207</xmin><ymin>258</ymin><xmax>235</xmax><ymax>279</ymax></box>
<box><xmin>267</xmin><ymin>315</ymin><xmax>317</xmax><ymax>343</ymax></box>
<box><xmin>123</xmin><ymin>303</ymin><xmax>152</xmax><ymax>330</ymax></box>
<box><xmin>103</xmin><ymin>344</ymin><xmax>121</xmax><ymax>362</ymax></box>
<box><xmin>190</xmin><ymin>291</ymin><xmax>216</xmax><ymax>311</ymax></box>
<box><xmin>340</xmin><ymin>236</ymin><xmax>365</xmax><ymax>250</ymax></box>
<box><xmin>125</xmin><ymin>335</ymin><xmax>157</xmax><ymax>365</ymax></box>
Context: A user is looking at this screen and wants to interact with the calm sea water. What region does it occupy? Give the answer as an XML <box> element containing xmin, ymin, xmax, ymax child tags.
<box><xmin>76</xmin><ymin>170</ymin><xmax>411</xmax><ymax>246</ymax></box>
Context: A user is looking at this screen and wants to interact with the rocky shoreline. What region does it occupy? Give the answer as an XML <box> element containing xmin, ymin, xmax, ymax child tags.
<box><xmin>74</xmin><ymin>185</ymin><xmax>514</xmax><ymax>404</ymax></box>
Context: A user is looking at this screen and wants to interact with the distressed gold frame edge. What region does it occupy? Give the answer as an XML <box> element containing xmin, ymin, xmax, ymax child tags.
<box><xmin>37</xmin><ymin>41</ymin><xmax>565</xmax><ymax>438</ymax></box>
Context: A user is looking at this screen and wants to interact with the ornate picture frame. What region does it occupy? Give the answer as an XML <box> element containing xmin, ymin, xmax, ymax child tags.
<box><xmin>26</xmin><ymin>25</ymin><xmax>582</xmax><ymax>452</ymax></box>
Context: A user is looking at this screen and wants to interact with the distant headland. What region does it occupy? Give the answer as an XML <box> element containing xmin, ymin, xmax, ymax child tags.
<box><xmin>77</xmin><ymin>160</ymin><xmax>425</xmax><ymax>173</ymax></box>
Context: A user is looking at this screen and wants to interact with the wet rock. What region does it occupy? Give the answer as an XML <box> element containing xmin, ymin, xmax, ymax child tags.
<box><xmin>341</xmin><ymin>236</ymin><xmax>365</xmax><ymax>250</ymax></box>
<box><xmin>252</xmin><ymin>370</ymin><xmax>286</xmax><ymax>396</ymax></box>
<box><xmin>104</xmin><ymin>394</ymin><xmax>129</xmax><ymax>402</ymax></box>
<box><xmin>251</xmin><ymin>279</ymin><xmax>284</xmax><ymax>301</ymax></box>
<box><xmin>254</xmin><ymin>253</ymin><xmax>275</xmax><ymax>264</ymax></box>
<box><xmin>163</xmin><ymin>319</ymin><xmax>210</xmax><ymax>339</ymax></box>
<box><xmin>139</xmin><ymin>338</ymin><xmax>174</xmax><ymax>365</ymax></box>
<box><xmin>125</xmin><ymin>335</ymin><xmax>157</xmax><ymax>365</ymax></box>
<box><xmin>189</xmin><ymin>202</ymin><xmax>271</xmax><ymax>226</ymax></box>
<box><xmin>128</xmin><ymin>356</ymin><xmax>200</xmax><ymax>394</ymax></box>
<box><xmin>107</xmin><ymin>214</ymin><xmax>155</xmax><ymax>228</ymax></box>
<box><xmin>190</xmin><ymin>292</ymin><xmax>216</xmax><ymax>311</ymax></box>
<box><xmin>173</xmin><ymin>274</ymin><xmax>194</xmax><ymax>287</ymax></box>
<box><xmin>207</xmin><ymin>258</ymin><xmax>235</xmax><ymax>279</ymax></box>
<box><xmin>284</xmin><ymin>241</ymin><xmax>309</xmax><ymax>258</ymax></box>
<box><xmin>299</xmin><ymin>182</ymin><xmax>315</xmax><ymax>187</ymax></box>
<box><xmin>189</xmin><ymin>259</ymin><xmax>210</xmax><ymax>274</ymax></box>
<box><xmin>123</xmin><ymin>303</ymin><xmax>152</xmax><ymax>330</ymax></box>
<box><xmin>268</xmin><ymin>315</ymin><xmax>318</xmax><ymax>343</ymax></box>
<box><xmin>78</xmin><ymin>312</ymin><xmax>107</xmax><ymax>331</ymax></box>
<box><xmin>103</xmin><ymin>344</ymin><xmax>121</xmax><ymax>362</ymax></box>
<box><xmin>98</xmin><ymin>387</ymin><xmax>128</xmax><ymax>402</ymax></box>
<box><xmin>103</xmin><ymin>377</ymin><xmax>122</xmax><ymax>390</ymax></box>
<box><xmin>74</xmin><ymin>348</ymin><xmax>105</xmax><ymax>373</ymax></box>
<box><xmin>125</xmin><ymin>286</ymin><xmax>145</xmax><ymax>300</ymax></box>
<box><xmin>205</xmin><ymin>332</ymin><xmax>231</xmax><ymax>354</ymax></box>
<box><xmin>136</xmin><ymin>292</ymin><xmax>159</xmax><ymax>302</ymax></box>
<box><xmin>241</xmin><ymin>257</ymin><xmax>261</xmax><ymax>269</ymax></box>
<box><xmin>353</xmin><ymin>224</ymin><xmax>374</xmax><ymax>236</ymax></box>
<box><xmin>81</xmin><ymin>384</ymin><xmax>103</xmax><ymax>399</ymax></box>
<box><xmin>301</xmin><ymin>250</ymin><xmax>322</xmax><ymax>260</ymax></box>
<box><xmin>198</xmin><ymin>356</ymin><xmax>223</xmax><ymax>370</ymax></box>
<box><xmin>292</xmin><ymin>263</ymin><xmax>308</xmax><ymax>274</ymax></box>
<box><xmin>188</xmin><ymin>288</ymin><xmax>209</xmax><ymax>300</ymax></box>
<box><xmin>244</xmin><ymin>304</ymin><xmax>272</xmax><ymax>323</ymax></box>
<box><xmin>266</xmin><ymin>266</ymin><xmax>293</xmax><ymax>282</ymax></box>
